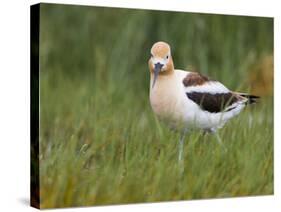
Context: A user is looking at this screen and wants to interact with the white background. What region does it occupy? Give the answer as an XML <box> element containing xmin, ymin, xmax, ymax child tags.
<box><xmin>0</xmin><ymin>0</ymin><xmax>280</xmax><ymax>211</ymax></box>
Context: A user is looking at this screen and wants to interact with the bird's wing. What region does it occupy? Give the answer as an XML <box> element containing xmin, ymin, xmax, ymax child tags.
<box><xmin>181</xmin><ymin>71</ymin><xmax>246</xmax><ymax>113</ymax></box>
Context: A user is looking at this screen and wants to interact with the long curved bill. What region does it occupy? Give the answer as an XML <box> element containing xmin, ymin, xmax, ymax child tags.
<box><xmin>152</xmin><ymin>62</ymin><xmax>163</xmax><ymax>88</ymax></box>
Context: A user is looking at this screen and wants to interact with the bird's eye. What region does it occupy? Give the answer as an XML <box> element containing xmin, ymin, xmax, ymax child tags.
<box><xmin>166</xmin><ymin>55</ymin><xmax>169</xmax><ymax>59</ymax></box>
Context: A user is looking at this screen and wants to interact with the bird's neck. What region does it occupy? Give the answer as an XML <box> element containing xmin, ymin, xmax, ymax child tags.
<box><xmin>150</xmin><ymin>69</ymin><xmax>176</xmax><ymax>90</ymax></box>
<box><xmin>158</xmin><ymin>67</ymin><xmax>175</xmax><ymax>76</ymax></box>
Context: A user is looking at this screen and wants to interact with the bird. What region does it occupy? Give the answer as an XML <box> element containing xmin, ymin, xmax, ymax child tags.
<box><xmin>148</xmin><ymin>41</ymin><xmax>259</xmax><ymax>163</ymax></box>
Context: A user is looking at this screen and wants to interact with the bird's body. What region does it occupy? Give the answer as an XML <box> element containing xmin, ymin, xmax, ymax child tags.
<box><xmin>150</xmin><ymin>69</ymin><xmax>250</xmax><ymax>132</ymax></box>
<box><xmin>148</xmin><ymin>41</ymin><xmax>259</xmax><ymax>152</ymax></box>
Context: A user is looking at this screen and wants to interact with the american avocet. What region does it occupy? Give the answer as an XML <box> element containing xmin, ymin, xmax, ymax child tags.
<box><xmin>148</xmin><ymin>41</ymin><xmax>259</xmax><ymax>162</ymax></box>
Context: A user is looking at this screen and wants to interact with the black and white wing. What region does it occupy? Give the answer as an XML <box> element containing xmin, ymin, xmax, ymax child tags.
<box><xmin>182</xmin><ymin>72</ymin><xmax>249</xmax><ymax>113</ymax></box>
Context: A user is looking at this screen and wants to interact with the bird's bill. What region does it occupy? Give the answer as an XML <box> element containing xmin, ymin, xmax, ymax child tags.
<box><xmin>152</xmin><ymin>63</ymin><xmax>163</xmax><ymax>88</ymax></box>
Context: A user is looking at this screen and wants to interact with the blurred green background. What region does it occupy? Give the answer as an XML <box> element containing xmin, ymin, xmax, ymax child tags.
<box><xmin>39</xmin><ymin>3</ymin><xmax>273</xmax><ymax>208</ymax></box>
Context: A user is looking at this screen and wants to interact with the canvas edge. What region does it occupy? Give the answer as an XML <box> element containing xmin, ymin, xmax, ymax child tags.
<box><xmin>30</xmin><ymin>3</ymin><xmax>40</xmax><ymax>209</ymax></box>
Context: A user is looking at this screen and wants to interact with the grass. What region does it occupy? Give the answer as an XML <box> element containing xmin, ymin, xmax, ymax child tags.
<box><xmin>38</xmin><ymin>3</ymin><xmax>273</xmax><ymax>208</ymax></box>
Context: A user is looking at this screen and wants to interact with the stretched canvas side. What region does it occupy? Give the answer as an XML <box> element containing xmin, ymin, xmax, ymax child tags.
<box><xmin>30</xmin><ymin>3</ymin><xmax>40</xmax><ymax>209</ymax></box>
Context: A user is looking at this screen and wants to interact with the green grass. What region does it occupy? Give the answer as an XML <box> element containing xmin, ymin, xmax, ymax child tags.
<box><xmin>38</xmin><ymin>4</ymin><xmax>273</xmax><ymax>208</ymax></box>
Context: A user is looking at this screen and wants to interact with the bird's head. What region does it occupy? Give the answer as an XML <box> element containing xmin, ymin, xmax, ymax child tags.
<box><xmin>148</xmin><ymin>41</ymin><xmax>174</xmax><ymax>88</ymax></box>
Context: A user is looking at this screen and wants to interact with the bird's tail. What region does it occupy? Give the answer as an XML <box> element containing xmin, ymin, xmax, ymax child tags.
<box><xmin>237</xmin><ymin>93</ymin><xmax>260</xmax><ymax>104</ymax></box>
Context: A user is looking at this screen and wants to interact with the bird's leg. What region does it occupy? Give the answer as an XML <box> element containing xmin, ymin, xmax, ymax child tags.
<box><xmin>178</xmin><ymin>131</ymin><xmax>186</xmax><ymax>162</ymax></box>
<box><xmin>178</xmin><ymin>132</ymin><xmax>186</xmax><ymax>176</ymax></box>
<box><xmin>214</xmin><ymin>132</ymin><xmax>227</xmax><ymax>152</ymax></box>
<box><xmin>177</xmin><ymin>130</ymin><xmax>186</xmax><ymax>196</ymax></box>
<box><xmin>205</xmin><ymin>128</ymin><xmax>227</xmax><ymax>152</ymax></box>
